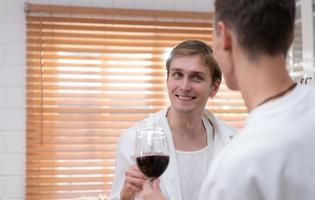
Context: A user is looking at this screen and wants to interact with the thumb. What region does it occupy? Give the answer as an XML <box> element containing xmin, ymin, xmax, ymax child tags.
<box><xmin>152</xmin><ymin>179</ymin><xmax>161</xmax><ymax>192</ymax></box>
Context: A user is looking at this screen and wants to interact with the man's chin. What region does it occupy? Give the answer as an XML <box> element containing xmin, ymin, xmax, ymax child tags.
<box><xmin>174</xmin><ymin>106</ymin><xmax>195</xmax><ymax>114</ymax></box>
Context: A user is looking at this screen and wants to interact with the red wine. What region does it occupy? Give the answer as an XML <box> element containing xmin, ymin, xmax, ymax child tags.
<box><xmin>136</xmin><ymin>154</ymin><xmax>169</xmax><ymax>178</ymax></box>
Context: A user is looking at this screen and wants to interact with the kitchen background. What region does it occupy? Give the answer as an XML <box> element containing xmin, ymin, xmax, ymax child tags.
<box><xmin>0</xmin><ymin>0</ymin><xmax>314</xmax><ymax>199</ymax></box>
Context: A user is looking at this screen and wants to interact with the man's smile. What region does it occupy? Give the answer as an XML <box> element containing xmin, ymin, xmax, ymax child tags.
<box><xmin>175</xmin><ymin>94</ymin><xmax>197</xmax><ymax>100</ymax></box>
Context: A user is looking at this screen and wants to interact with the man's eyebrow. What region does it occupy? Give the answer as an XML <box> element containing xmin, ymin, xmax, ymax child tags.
<box><xmin>191</xmin><ymin>71</ymin><xmax>206</xmax><ymax>75</ymax></box>
<box><xmin>169</xmin><ymin>68</ymin><xmax>182</xmax><ymax>71</ymax></box>
<box><xmin>169</xmin><ymin>68</ymin><xmax>207</xmax><ymax>77</ymax></box>
<box><xmin>186</xmin><ymin>71</ymin><xmax>208</xmax><ymax>78</ymax></box>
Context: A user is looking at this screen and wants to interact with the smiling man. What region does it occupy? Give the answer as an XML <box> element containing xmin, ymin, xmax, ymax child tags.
<box><xmin>109</xmin><ymin>40</ymin><xmax>235</xmax><ymax>200</ymax></box>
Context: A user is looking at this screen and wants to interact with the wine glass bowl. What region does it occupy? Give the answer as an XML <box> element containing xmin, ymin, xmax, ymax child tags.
<box><xmin>135</xmin><ymin>127</ymin><xmax>169</xmax><ymax>181</ymax></box>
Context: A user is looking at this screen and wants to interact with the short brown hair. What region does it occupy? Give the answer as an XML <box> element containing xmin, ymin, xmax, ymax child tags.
<box><xmin>215</xmin><ymin>0</ymin><xmax>295</xmax><ymax>58</ymax></box>
<box><xmin>166</xmin><ymin>40</ymin><xmax>222</xmax><ymax>84</ymax></box>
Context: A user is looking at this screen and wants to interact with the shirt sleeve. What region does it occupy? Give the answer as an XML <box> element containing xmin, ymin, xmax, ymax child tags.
<box><xmin>109</xmin><ymin>130</ymin><xmax>136</xmax><ymax>200</ymax></box>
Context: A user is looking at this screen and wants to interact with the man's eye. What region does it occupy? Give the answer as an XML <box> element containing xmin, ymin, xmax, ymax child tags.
<box><xmin>192</xmin><ymin>75</ymin><xmax>204</xmax><ymax>82</ymax></box>
<box><xmin>172</xmin><ymin>72</ymin><xmax>182</xmax><ymax>78</ymax></box>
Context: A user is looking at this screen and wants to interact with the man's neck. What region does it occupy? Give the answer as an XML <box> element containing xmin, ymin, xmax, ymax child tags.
<box><xmin>167</xmin><ymin>108</ymin><xmax>203</xmax><ymax>135</ymax></box>
<box><xmin>167</xmin><ymin>108</ymin><xmax>207</xmax><ymax>151</ymax></box>
<box><xmin>236</xmin><ymin>53</ymin><xmax>294</xmax><ymax>112</ymax></box>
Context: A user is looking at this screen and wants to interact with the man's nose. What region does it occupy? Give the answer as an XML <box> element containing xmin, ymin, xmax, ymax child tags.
<box><xmin>180</xmin><ymin>78</ymin><xmax>192</xmax><ymax>91</ymax></box>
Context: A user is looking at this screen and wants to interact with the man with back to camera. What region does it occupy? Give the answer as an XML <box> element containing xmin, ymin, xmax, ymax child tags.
<box><xmin>139</xmin><ymin>0</ymin><xmax>315</xmax><ymax>199</ymax></box>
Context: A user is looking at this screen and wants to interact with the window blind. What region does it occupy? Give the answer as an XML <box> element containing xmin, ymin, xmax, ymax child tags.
<box><xmin>26</xmin><ymin>4</ymin><xmax>247</xmax><ymax>199</ymax></box>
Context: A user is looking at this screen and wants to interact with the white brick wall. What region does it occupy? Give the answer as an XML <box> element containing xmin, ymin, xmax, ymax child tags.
<box><xmin>0</xmin><ymin>0</ymin><xmax>26</xmax><ymax>198</ymax></box>
<box><xmin>0</xmin><ymin>0</ymin><xmax>214</xmax><ymax>199</ymax></box>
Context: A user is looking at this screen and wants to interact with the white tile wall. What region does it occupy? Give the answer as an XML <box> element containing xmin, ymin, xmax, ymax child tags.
<box><xmin>51</xmin><ymin>0</ymin><xmax>72</xmax><ymax>5</ymax></box>
<box><xmin>5</xmin><ymin>176</ymin><xmax>25</xmax><ymax>199</ymax></box>
<box><xmin>155</xmin><ymin>0</ymin><xmax>175</xmax><ymax>10</ymax></box>
<box><xmin>3</xmin><ymin>155</ymin><xmax>25</xmax><ymax>176</ymax></box>
<box><xmin>93</xmin><ymin>0</ymin><xmax>113</xmax><ymax>7</ymax></box>
<box><xmin>0</xmin><ymin>135</ymin><xmax>4</xmax><ymax>155</ymax></box>
<box><xmin>30</xmin><ymin>0</ymin><xmax>51</xmax><ymax>3</ymax></box>
<box><xmin>175</xmin><ymin>0</ymin><xmax>195</xmax><ymax>11</ymax></box>
<box><xmin>5</xmin><ymin>45</ymin><xmax>25</xmax><ymax>65</ymax></box>
<box><xmin>194</xmin><ymin>0</ymin><xmax>214</xmax><ymax>12</ymax></box>
<box><xmin>2</xmin><ymin>109</ymin><xmax>26</xmax><ymax>131</ymax></box>
<box><xmin>0</xmin><ymin>22</ymin><xmax>25</xmax><ymax>44</ymax></box>
<box><xmin>113</xmin><ymin>0</ymin><xmax>134</xmax><ymax>9</ymax></box>
<box><xmin>134</xmin><ymin>0</ymin><xmax>156</xmax><ymax>9</ymax></box>
<box><xmin>0</xmin><ymin>1</ymin><xmax>26</xmax><ymax>198</ymax></box>
<box><xmin>4</xmin><ymin>132</ymin><xmax>26</xmax><ymax>154</ymax></box>
<box><xmin>0</xmin><ymin>0</ymin><xmax>214</xmax><ymax>199</ymax></box>
<box><xmin>0</xmin><ymin>88</ymin><xmax>5</xmax><ymax>108</ymax></box>
<box><xmin>0</xmin><ymin>146</ymin><xmax>4</xmax><ymax>198</ymax></box>
<box><xmin>71</xmin><ymin>0</ymin><xmax>92</xmax><ymax>6</ymax></box>
<box><xmin>5</xmin><ymin>87</ymin><xmax>25</xmax><ymax>109</ymax></box>
<box><xmin>0</xmin><ymin>177</ymin><xmax>4</xmax><ymax>199</ymax></box>
<box><xmin>0</xmin><ymin>46</ymin><xmax>5</xmax><ymax>65</ymax></box>
<box><xmin>0</xmin><ymin>0</ymin><xmax>5</xmax><ymax>23</ymax></box>
<box><xmin>6</xmin><ymin>0</ymin><xmax>25</xmax><ymax>24</ymax></box>
<box><xmin>0</xmin><ymin>67</ymin><xmax>25</xmax><ymax>86</ymax></box>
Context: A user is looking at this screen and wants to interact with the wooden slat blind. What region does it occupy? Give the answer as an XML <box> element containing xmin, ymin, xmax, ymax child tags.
<box><xmin>26</xmin><ymin>4</ymin><xmax>247</xmax><ymax>200</ymax></box>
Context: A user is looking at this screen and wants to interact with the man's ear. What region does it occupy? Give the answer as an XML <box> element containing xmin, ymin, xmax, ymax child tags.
<box><xmin>210</xmin><ymin>79</ymin><xmax>221</xmax><ymax>97</ymax></box>
<box><xmin>217</xmin><ymin>21</ymin><xmax>232</xmax><ymax>51</ymax></box>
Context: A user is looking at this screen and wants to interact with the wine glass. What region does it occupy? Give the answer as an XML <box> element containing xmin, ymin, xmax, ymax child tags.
<box><xmin>135</xmin><ymin>126</ymin><xmax>169</xmax><ymax>182</ymax></box>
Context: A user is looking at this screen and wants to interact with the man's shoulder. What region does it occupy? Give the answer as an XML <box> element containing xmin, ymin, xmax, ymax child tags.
<box><xmin>203</xmin><ymin>109</ymin><xmax>236</xmax><ymax>137</ymax></box>
<box><xmin>202</xmin><ymin>136</ymin><xmax>275</xmax><ymax>200</ymax></box>
<box><xmin>121</xmin><ymin>109</ymin><xmax>167</xmax><ymax>136</ymax></box>
<box><xmin>211</xmin><ymin>132</ymin><xmax>274</xmax><ymax>171</ymax></box>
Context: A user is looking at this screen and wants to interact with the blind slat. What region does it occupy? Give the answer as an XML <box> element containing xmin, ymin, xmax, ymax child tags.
<box><xmin>27</xmin><ymin>176</ymin><xmax>114</xmax><ymax>184</ymax></box>
<box><xmin>26</xmin><ymin>16</ymin><xmax>212</xmax><ymax>28</ymax></box>
<box><xmin>27</xmin><ymin>31</ymin><xmax>212</xmax><ymax>42</ymax></box>
<box><xmin>27</xmin><ymin>153</ymin><xmax>116</xmax><ymax>159</ymax></box>
<box><xmin>27</xmin><ymin>24</ymin><xmax>212</xmax><ymax>35</ymax></box>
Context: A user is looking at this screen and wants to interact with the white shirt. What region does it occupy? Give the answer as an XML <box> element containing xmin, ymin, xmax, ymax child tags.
<box><xmin>176</xmin><ymin>118</ymin><xmax>214</xmax><ymax>200</ymax></box>
<box><xmin>199</xmin><ymin>84</ymin><xmax>315</xmax><ymax>200</ymax></box>
<box><xmin>177</xmin><ymin>146</ymin><xmax>211</xmax><ymax>200</ymax></box>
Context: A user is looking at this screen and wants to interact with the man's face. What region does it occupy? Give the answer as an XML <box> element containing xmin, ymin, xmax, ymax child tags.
<box><xmin>167</xmin><ymin>54</ymin><xmax>216</xmax><ymax>114</ymax></box>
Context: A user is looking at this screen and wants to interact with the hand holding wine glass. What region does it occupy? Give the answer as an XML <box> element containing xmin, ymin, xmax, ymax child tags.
<box><xmin>136</xmin><ymin>127</ymin><xmax>169</xmax><ymax>182</ymax></box>
<box><xmin>139</xmin><ymin>179</ymin><xmax>168</xmax><ymax>200</ymax></box>
<box><xmin>120</xmin><ymin>164</ymin><xmax>146</xmax><ymax>200</ymax></box>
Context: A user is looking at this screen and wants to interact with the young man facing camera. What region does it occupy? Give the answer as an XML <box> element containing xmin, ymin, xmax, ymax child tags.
<box><xmin>109</xmin><ymin>40</ymin><xmax>235</xmax><ymax>200</ymax></box>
